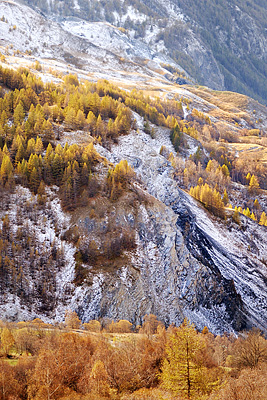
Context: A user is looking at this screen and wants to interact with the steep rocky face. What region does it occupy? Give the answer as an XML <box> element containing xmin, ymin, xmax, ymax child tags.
<box><xmin>0</xmin><ymin>111</ymin><xmax>266</xmax><ymax>333</ymax></box>
<box><xmin>73</xmin><ymin>196</ymin><xmax>248</xmax><ymax>334</ymax></box>
<box><xmin>69</xmin><ymin>118</ymin><xmax>267</xmax><ymax>334</ymax></box>
<box><xmin>159</xmin><ymin>26</ymin><xmax>225</xmax><ymax>90</ymax></box>
<box><xmin>174</xmin><ymin>191</ymin><xmax>267</xmax><ymax>333</ymax></box>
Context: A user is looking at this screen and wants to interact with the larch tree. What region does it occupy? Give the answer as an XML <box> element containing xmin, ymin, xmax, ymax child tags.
<box><xmin>243</xmin><ymin>207</ymin><xmax>251</xmax><ymax>218</ymax></box>
<box><xmin>89</xmin><ymin>360</ymin><xmax>111</xmax><ymax>398</ymax></box>
<box><xmin>246</xmin><ymin>172</ymin><xmax>251</xmax><ymax>184</ymax></box>
<box><xmin>222</xmin><ymin>189</ymin><xmax>229</xmax><ymax>206</ymax></box>
<box><xmin>86</xmin><ymin>112</ymin><xmax>96</xmax><ymax>136</ymax></box>
<box><xmin>15</xmin><ymin>143</ymin><xmax>25</xmax><ymax>165</ymax></box>
<box><xmin>253</xmin><ymin>198</ymin><xmax>261</xmax><ymax>218</ymax></box>
<box><xmin>1</xmin><ymin>327</ymin><xmax>15</xmax><ymax>356</ymax></box>
<box><xmin>0</xmin><ymin>154</ymin><xmax>13</xmax><ymax>185</ymax></box>
<box><xmin>76</xmin><ymin>109</ymin><xmax>86</xmax><ymax>130</ymax></box>
<box><xmin>13</xmin><ymin>101</ymin><xmax>25</xmax><ymax>126</ymax></box>
<box><xmin>96</xmin><ymin>114</ymin><xmax>104</xmax><ymax>137</ymax></box>
<box><xmin>249</xmin><ymin>174</ymin><xmax>260</xmax><ymax>194</ymax></box>
<box><xmin>35</xmin><ymin>136</ymin><xmax>44</xmax><ymax>155</ymax></box>
<box><xmin>42</xmin><ymin>119</ymin><xmax>54</xmax><ymax>142</ymax></box>
<box><xmin>65</xmin><ymin>107</ymin><xmax>77</xmax><ymax>131</ymax></box>
<box><xmin>221</xmin><ymin>164</ymin><xmax>230</xmax><ymax>177</ymax></box>
<box><xmin>259</xmin><ymin>211</ymin><xmax>267</xmax><ymax>226</ymax></box>
<box><xmin>65</xmin><ymin>310</ymin><xmax>81</xmax><ymax>330</ymax></box>
<box><xmin>160</xmin><ymin>319</ymin><xmax>205</xmax><ymax>399</ymax></box>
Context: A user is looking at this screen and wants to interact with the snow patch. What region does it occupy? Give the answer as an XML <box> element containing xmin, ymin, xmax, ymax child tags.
<box><xmin>73</xmin><ymin>0</ymin><xmax>80</xmax><ymax>11</ymax></box>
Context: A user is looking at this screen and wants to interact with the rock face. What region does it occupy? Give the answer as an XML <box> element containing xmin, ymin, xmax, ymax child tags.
<box><xmin>69</xmin><ymin>118</ymin><xmax>267</xmax><ymax>335</ymax></box>
<box><xmin>0</xmin><ymin>112</ymin><xmax>266</xmax><ymax>333</ymax></box>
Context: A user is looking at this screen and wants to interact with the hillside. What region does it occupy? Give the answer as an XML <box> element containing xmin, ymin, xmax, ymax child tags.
<box><xmin>18</xmin><ymin>0</ymin><xmax>267</xmax><ymax>104</ymax></box>
<box><xmin>0</xmin><ymin>55</ymin><xmax>267</xmax><ymax>335</ymax></box>
<box><xmin>0</xmin><ymin>0</ymin><xmax>266</xmax><ymax>335</ymax></box>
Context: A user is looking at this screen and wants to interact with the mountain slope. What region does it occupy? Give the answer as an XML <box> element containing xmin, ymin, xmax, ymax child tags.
<box><xmin>1</xmin><ymin>115</ymin><xmax>267</xmax><ymax>334</ymax></box>
<box><xmin>0</xmin><ymin>1</ymin><xmax>267</xmax><ymax>334</ymax></box>
<box><xmin>92</xmin><ymin>118</ymin><xmax>267</xmax><ymax>333</ymax></box>
<box><xmin>0</xmin><ymin>0</ymin><xmax>177</xmax><ymax>85</ymax></box>
<box><xmin>19</xmin><ymin>0</ymin><xmax>267</xmax><ymax>103</ymax></box>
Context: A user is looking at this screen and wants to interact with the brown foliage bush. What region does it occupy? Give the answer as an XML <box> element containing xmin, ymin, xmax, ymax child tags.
<box><xmin>209</xmin><ymin>365</ymin><xmax>267</xmax><ymax>400</ymax></box>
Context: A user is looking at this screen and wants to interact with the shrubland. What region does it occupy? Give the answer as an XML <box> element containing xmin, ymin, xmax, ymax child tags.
<box><xmin>0</xmin><ymin>315</ymin><xmax>266</xmax><ymax>399</ymax></box>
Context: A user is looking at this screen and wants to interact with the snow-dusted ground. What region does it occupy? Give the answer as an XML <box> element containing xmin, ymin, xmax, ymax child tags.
<box><xmin>96</xmin><ymin>112</ymin><xmax>177</xmax><ymax>205</ymax></box>
<box><xmin>62</xmin><ymin>19</ymin><xmax>154</xmax><ymax>62</ymax></box>
<box><xmin>0</xmin><ymin>0</ymin><xmax>190</xmax><ymax>91</ymax></box>
<box><xmin>0</xmin><ymin>186</ymin><xmax>77</xmax><ymax>323</ymax></box>
<box><xmin>0</xmin><ymin>1</ymin><xmax>164</xmax><ymax>83</ymax></box>
<box><xmin>61</xmin><ymin>18</ymin><xmax>185</xmax><ymax>78</ymax></box>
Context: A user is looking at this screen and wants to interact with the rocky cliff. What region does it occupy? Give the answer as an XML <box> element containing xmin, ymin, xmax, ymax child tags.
<box><xmin>62</xmin><ymin>117</ymin><xmax>267</xmax><ymax>334</ymax></box>
<box><xmin>0</xmin><ymin>108</ymin><xmax>266</xmax><ymax>334</ymax></box>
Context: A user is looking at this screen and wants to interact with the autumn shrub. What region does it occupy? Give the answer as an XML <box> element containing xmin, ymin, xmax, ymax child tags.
<box><xmin>208</xmin><ymin>365</ymin><xmax>267</xmax><ymax>400</ymax></box>
<box><xmin>120</xmin><ymin>387</ymin><xmax>177</xmax><ymax>400</ymax></box>
<box><xmin>107</xmin><ymin>320</ymin><xmax>133</xmax><ymax>333</ymax></box>
<box><xmin>102</xmin><ymin>229</ymin><xmax>136</xmax><ymax>260</ymax></box>
<box><xmin>0</xmin><ymin>361</ymin><xmax>23</xmax><ymax>399</ymax></box>
<box><xmin>27</xmin><ymin>332</ymin><xmax>95</xmax><ymax>399</ymax></box>
<box><xmin>89</xmin><ymin>337</ymin><xmax>164</xmax><ymax>393</ymax></box>
<box><xmin>83</xmin><ymin>320</ymin><xmax>102</xmax><ymax>333</ymax></box>
<box><xmin>139</xmin><ymin>314</ymin><xmax>164</xmax><ymax>336</ymax></box>
<box><xmin>65</xmin><ymin>310</ymin><xmax>81</xmax><ymax>330</ymax></box>
<box><xmin>230</xmin><ymin>328</ymin><xmax>267</xmax><ymax>369</ymax></box>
